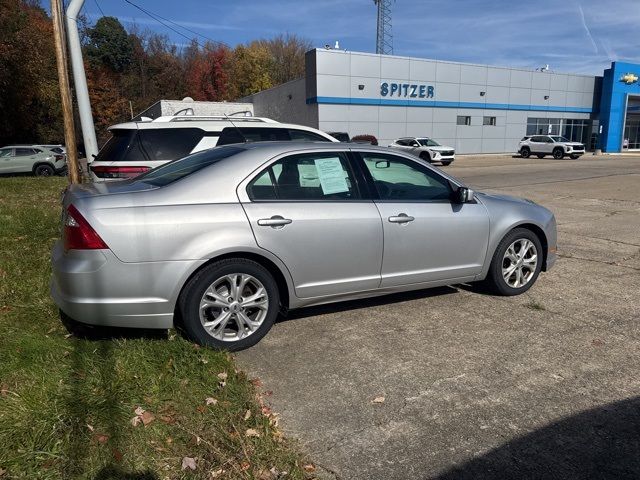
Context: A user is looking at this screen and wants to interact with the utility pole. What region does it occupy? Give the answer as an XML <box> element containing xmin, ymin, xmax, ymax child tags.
<box><xmin>51</xmin><ymin>0</ymin><xmax>80</xmax><ymax>184</ymax></box>
<box><xmin>373</xmin><ymin>0</ymin><xmax>394</xmax><ymax>55</ymax></box>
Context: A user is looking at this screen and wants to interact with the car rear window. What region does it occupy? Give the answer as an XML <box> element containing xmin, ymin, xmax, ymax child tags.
<box><xmin>135</xmin><ymin>145</ymin><xmax>243</xmax><ymax>187</ymax></box>
<box><xmin>95</xmin><ymin>128</ymin><xmax>204</xmax><ymax>163</ymax></box>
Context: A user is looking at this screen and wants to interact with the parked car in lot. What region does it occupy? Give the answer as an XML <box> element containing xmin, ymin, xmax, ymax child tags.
<box><xmin>90</xmin><ymin>115</ymin><xmax>338</xmax><ymax>180</ymax></box>
<box><xmin>519</xmin><ymin>135</ymin><xmax>585</xmax><ymax>159</ymax></box>
<box><xmin>52</xmin><ymin>142</ymin><xmax>557</xmax><ymax>350</ymax></box>
<box><xmin>389</xmin><ymin>137</ymin><xmax>455</xmax><ymax>165</ymax></box>
<box><xmin>0</xmin><ymin>145</ymin><xmax>66</xmax><ymax>176</ymax></box>
<box><xmin>327</xmin><ymin>132</ymin><xmax>350</xmax><ymax>142</ymax></box>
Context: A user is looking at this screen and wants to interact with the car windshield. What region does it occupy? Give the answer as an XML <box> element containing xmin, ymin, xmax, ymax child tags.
<box><xmin>135</xmin><ymin>145</ymin><xmax>243</xmax><ymax>187</ymax></box>
<box><xmin>417</xmin><ymin>138</ymin><xmax>440</xmax><ymax>147</ymax></box>
<box><xmin>550</xmin><ymin>136</ymin><xmax>571</xmax><ymax>142</ymax></box>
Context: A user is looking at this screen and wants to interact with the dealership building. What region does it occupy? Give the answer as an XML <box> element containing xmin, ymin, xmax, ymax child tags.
<box><xmin>242</xmin><ymin>48</ymin><xmax>640</xmax><ymax>154</ymax></box>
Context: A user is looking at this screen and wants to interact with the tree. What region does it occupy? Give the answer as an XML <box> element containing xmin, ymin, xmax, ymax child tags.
<box><xmin>228</xmin><ymin>42</ymin><xmax>273</xmax><ymax>99</ymax></box>
<box><xmin>0</xmin><ymin>0</ymin><xmax>62</xmax><ymax>145</ymax></box>
<box><xmin>185</xmin><ymin>41</ymin><xmax>231</xmax><ymax>101</ymax></box>
<box><xmin>85</xmin><ymin>16</ymin><xmax>134</xmax><ymax>72</ymax></box>
<box><xmin>260</xmin><ymin>34</ymin><xmax>312</xmax><ymax>85</ymax></box>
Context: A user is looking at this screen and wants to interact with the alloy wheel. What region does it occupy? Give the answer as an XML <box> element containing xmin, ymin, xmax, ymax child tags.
<box><xmin>198</xmin><ymin>273</ymin><xmax>269</xmax><ymax>342</ymax></box>
<box><xmin>501</xmin><ymin>239</ymin><xmax>538</xmax><ymax>288</ymax></box>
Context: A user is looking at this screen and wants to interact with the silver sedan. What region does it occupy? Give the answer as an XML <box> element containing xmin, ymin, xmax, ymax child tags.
<box><xmin>51</xmin><ymin>143</ymin><xmax>557</xmax><ymax>350</ymax></box>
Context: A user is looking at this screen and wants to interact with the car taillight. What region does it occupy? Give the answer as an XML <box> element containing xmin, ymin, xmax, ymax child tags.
<box><xmin>90</xmin><ymin>165</ymin><xmax>150</xmax><ymax>179</ymax></box>
<box><xmin>63</xmin><ymin>204</ymin><xmax>108</xmax><ymax>251</ymax></box>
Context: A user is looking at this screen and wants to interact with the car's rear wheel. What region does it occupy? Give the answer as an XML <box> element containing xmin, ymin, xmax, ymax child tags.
<box><xmin>520</xmin><ymin>147</ymin><xmax>531</xmax><ymax>158</ymax></box>
<box><xmin>536</xmin><ymin>154</ymin><xmax>545</xmax><ymax>159</ymax></box>
<box><xmin>482</xmin><ymin>228</ymin><xmax>543</xmax><ymax>296</ymax></box>
<box><xmin>34</xmin><ymin>164</ymin><xmax>54</xmax><ymax>176</ymax></box>
<box><xmin>553</xmin><ymin>148</ymin><xmax>564</xmax><ymax>159</ymax></box>
<box><xmin>178</xmin><ymin>258</ymin><xmax>279</xmax><ymax>350</ymax></box>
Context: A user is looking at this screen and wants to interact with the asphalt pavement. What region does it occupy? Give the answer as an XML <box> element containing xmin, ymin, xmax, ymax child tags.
<box><xmin>236</xmin><ymin>153</ymin><xmax>640</xmax><ymax>480</ymax></box>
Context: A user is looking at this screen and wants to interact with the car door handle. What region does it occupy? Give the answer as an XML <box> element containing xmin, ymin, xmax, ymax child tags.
<box><xmin>388</xmin><ymin>213</ymin><xmax>415</xmax><ymax>223</ymax></box>
<box><xmin>257</xmin><ymin>216</ymin><xmax>292</xmax><ymax>228</ymax></box>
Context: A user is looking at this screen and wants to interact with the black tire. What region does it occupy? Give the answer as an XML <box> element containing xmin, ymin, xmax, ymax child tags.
<box><xmin>178</xmin><ymin>258</ymin><xmax>279</xmax><ymax>351</ymax></box>
<box><xmin>536</xmin><ymin>154</ymin><xmax>545</xmax><ymax>159</ymax></box>
<box><xmin>420</xmin><ymin>152</ymin><xmax>432</xmax><ymax>163</ymax></box>
<box><xmin>570</xmin><ymin>154</ymin><xmax>580</xmax><ymax>159</ymax></box>
<box><xmin>482</xmin><ymin>228</ymin><xmax>543</xmax><ymax>296</ymax></box>
<box><xmin>34</xmin><ymin>164</ymin><xmax>55</xmax><ymax>176</ymax></box>
<box><xmin>553</xmin><ymin>148</ymin><xmax>564</xmax><ymax>159</ymax></box>
<box><xmin>441</xmin><ymin>161</ymin><xmax>452</xmax><ymax>166</ymax></box>
<box><xmin>520</xmin><ymin>147</ymin><xmax>531</xmax><ymax>158</ymax></box>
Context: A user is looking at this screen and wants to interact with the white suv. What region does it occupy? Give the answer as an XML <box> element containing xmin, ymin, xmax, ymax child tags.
<box><xmin>89</xmin><ymin>115</ymin><xmax>338</xmax><ymax>180</ymax></box>
<box><xmin>388</xmin><ymin>137</ymin><xmax>455</xmax><ymax>166</ymax></box>
<box><xmin>519</xmin><ymin>135</ymin><xmax>585</xmax><ymax>159</ymax></box>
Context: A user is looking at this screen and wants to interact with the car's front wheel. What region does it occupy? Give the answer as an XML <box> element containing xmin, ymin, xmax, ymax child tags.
<box><xmin>482</xmin><ymin>228</ymin><xmax>543</xmax><ymax>296</ymax></box>
<box><xmin>178</xmin><ymin>259</ymin><xmax>279</xmax><ymax>350</ymax></box>
<box><xmin>553</xmin><ymin>148</ymin><xmax>564</xmax><ymax>159</ymax></box>
<box><xmin>420</xmin><ymin>152</ymin><xmax>432</xmax><ymax>163</ymax></box>
<box><xmin>520</xmin><ymin>147</ymin><xmax>531</xmax><ymax>158</ymax></box>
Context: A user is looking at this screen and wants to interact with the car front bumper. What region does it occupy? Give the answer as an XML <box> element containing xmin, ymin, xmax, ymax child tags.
<box><xmin>50</xmin><ymin>241</ymin><xmax>202</xmax><ymax>329</ymax></box>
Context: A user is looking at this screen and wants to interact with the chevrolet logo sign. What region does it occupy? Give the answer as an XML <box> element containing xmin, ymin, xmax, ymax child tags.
<box><xmin>621</xmin><ymin>73</ymin><xmax>638</xmax><ymax>84</ymax></box>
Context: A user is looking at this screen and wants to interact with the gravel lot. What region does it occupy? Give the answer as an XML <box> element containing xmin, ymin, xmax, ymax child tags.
<box><xmin>237</xmin><ymin>153</ymin><xmax>640</xmax><ymax>480</ymax></box>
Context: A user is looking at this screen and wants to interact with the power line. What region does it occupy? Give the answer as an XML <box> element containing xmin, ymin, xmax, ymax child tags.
<box><xmin>122</xmin><ymin>0</ymin><xmax>229</xmax><ymax>49</ymax></box>
<box><xmin>93</xmin><ymin>0</ymin><xmax>105</xmax><ymax>17</ymax></box>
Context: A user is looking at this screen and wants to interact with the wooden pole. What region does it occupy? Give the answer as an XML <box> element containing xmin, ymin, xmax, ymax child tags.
<box><xmin>51</xmin><ymin>0</ymin><xmax>80</xmax><ymax>184</ymax></box>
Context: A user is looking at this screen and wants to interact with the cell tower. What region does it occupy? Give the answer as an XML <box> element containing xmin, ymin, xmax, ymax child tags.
<box><xmin>374</xmin><ymin>0</ymin><xmax>393</xmax><ymax>55</ymax></box>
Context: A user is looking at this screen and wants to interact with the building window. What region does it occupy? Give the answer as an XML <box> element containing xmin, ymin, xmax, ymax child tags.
<box><xmin>457</xmin><ymin>116</ymin><xmax>471</xmax><ymax>126</ymax></box>
<box><xmin>483</xmin><ymin>116</ymin><xmax>497</xmax><ymax>126</ymax></box>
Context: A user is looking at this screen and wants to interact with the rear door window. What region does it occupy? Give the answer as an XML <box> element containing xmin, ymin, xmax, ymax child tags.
<box><xmin>217</xmin><ymin>127</ymin><xmax>290</xmax><ymax>146</ymax></box>
<box><xmin>15</xmin><ymin>148</ymin><xmax>33</xmax><ymax>156</ymax></box>
<box><xmin>138</xmin><ymin>128</ymin><xmax>204</xmax><ymax>161</ymax></box>
<box><xmin>288</xmin><ymin>129</ymin><xmax>331</xmax><ymax>142</ymax></box>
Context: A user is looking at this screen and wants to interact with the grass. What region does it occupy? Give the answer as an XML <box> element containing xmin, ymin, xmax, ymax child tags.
<box><xmin>0</xmin><ymin>177</ymin><xmax>308</xmax><ymax>479</ymax></box>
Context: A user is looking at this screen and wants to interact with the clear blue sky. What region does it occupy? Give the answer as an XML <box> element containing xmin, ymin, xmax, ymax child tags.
<box><xmin>77</xmin><ymin>0</ymin><xmax>639</xmax><ymax>75</ymax></box>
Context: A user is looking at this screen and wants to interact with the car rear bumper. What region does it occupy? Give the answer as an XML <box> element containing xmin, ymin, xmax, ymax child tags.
<box><xmin>50</xmin><ymin>241</ymin><xmax>201</xmax><ymax>329</ymax></box>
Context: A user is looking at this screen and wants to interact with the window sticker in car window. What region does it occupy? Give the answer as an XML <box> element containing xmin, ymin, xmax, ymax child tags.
<box><xmin>314</xmin><ymin>157</ymin><xmax>349</xmax><ymax>195</ymax></box>
<box><xmin>298</xmin><ymin>163</ymin><xmax>319</xmax><ymax>187</ymax></box>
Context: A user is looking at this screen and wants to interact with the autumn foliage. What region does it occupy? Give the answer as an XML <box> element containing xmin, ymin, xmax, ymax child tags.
<box><xmin>0</xmin><ymin>2</ymin><xmax>311</xmax><ymax>146</ymax></box>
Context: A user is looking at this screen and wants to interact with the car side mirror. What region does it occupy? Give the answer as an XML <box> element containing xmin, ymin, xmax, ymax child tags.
<box><xmin>375</xmin><ymin>160</ymin><xmax>390</xmax><ymax>169</ymax></box>
<box><xmin>412</xmin><ymin>142</ymin><xmax>420</xmax><ymax>147</ymax></box>
<box><xmin>454</xmin><ymin>186</ymin><xmax>474</xmax><ymax>203</ymax></box>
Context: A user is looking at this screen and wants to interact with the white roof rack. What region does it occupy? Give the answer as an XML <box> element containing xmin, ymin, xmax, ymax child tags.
<box><xmin>150</xmin><ymin>115</ymin><xmax>278</xmax><ymax>123</ymax></box>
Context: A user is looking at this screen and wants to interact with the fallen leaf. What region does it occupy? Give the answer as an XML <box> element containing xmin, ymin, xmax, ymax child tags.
<box><xmin>94</xmin><ymin>433</ymin><xmax>109</xmax><ymax>444</ymax></box>
<box><xmin>303</xmin><ymin>464</ymin><xmax>316</xmax><ymax>472</ymax></box>
<box><xmin>243</xmin><ymin>409</ymin><xmax>252</xmax><ymax>421</ymax></box>
<box><xmin>372</xmin><ymin>396</ymin><xmax>385</xmax><ymax>404</ymax></box>
<box><xmin>181</xmin><ymin>456</ymin><xmax>197</xmax><ymax>471</ymax></box>
<box><xmin>200</xmin><ymin>357</ymin><xmax>209</xmax><ymax>364</ymax></box>
<box><xmin>134</xmin><ymin>406</ymin><xmax>145</xmax><ymax>416</ymax></box>
<box><xmin>251</xmin><ymin>378</ymin><xmax>263</xmax><ymax>387</ymax></box>
<box><xmin>592</xmin><ymin>338</ymin><xmax>605</xmax><ymax>347</ymax></box>
<box><xmin>245</xmin><ymin>428</ymin><xmax>261</xmax><ymax>438</ymax></box>
<box><xmin>217</xmin><ymin>372</ymin><xmax>228</xmax><ymax>381</ymax></box>
<box><xmin>263</xmin><ymin>390</ymin><xmax>273</xmax><ymax>396</ymax></box>
<box><xmin>64</xmin><ymin>334</ymin><xmax>72</xmax><ymax>339</ymax></box>
<box><xmin>240</xmin><ymin>461</ymin><xmax>250</xmax><ymax>472</ymax></box>
<box><xmin>130</xmin><ymin>416</ymin><xmax>142</xmax><ymax>427</ymax></box>
<box><xmin>218</xmin><ymin>380</ymin><xmax>227</xmax><ymax>388</ymax></box>
<box><xmin>269</xmin><ymin>467</ymin><xmax>280</xmax><ymax>476</ymax></box>
<box><xmin>210</xmin><ymin>469</ymin><xmax>225</xmax><ymax>478</ymax></box>
<box><xmin>159</xmin><ymin>414</ymin><xmax>176</xmax><ymax>424</ymax></box>
<box><xmin>112</xmin><ymin>447</ymin><xmax>123</xmax><ymax>463</ymax></box>
<box><xmin>205</xmin><ymin>397</ymin><xmax>218</xmax><ymax>406</ymax></box>
<box><xmin>141</xmin><ymin>411</ymin><xmax>155</xmax><ymax>426</ymax></box>
<box><xmin>257</xmin><ymin>468</ymin><xmax>273</xmax><ymax>480</ymax></box>
<box><xmin>197</xmin><ymin>405</ymin><xmax>207</xmax><ymax>414</ymax></box>
<box><xmin>166</xmin><ymin>436</ymin><xmax>173</xmax><ymax>444</ymax></box>
<box><xmin>261</xmin><ymin>406</ymin><xmax>272</xmax><ymax>416</ymax></box>
<box><xmin>86</xmin><ymin>424</ymin><xmax>94</xmax><ymax>432</ymax></box>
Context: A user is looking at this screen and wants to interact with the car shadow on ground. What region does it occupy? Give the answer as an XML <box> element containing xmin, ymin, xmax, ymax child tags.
<box><xmin>432</xmin><ymin>396</ymin><xmax>640</xmax><ymax>480</ymax></box>
<box><xmin>279</xmin><ymin>285</ymin><xmax>458</xmax><ymax>323</ymax></box>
